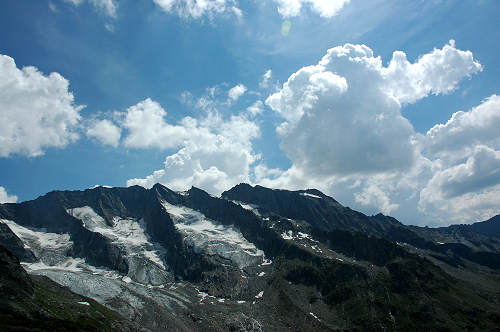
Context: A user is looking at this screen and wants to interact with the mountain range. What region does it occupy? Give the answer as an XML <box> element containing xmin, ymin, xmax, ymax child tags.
<box><xmin>1</xmin><ymin>183</ymin><xmax>499</xmax><ymax>331</ymax></box>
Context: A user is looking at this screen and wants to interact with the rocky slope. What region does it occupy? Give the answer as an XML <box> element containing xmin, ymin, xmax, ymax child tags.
<box><xmin>0</xmin><ymin>183</ymin><xmax>499</xmax><ymax>331</ymax></box>
<box><xmin>0</xmin><ymin>244</ymin><xmax>140</xmax><ymax>331</ymax></box>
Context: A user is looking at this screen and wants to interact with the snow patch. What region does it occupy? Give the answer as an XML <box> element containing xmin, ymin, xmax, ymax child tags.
<box><xmin>258</xmin><ymin>272</ymin><xmax>266</xmax><ymax>277</ymax></box>
<box><xmin>78</xmin><ymin>301</ymin><xmax>90</xmax><ymax>306</ymax></box>
<box><xmin>231</xmin><ymin>201</ymin><xmax>261</xmax><ymax>216</ymax></box>
<box><xmin>311</xmin><ymin>245</ymin><xmax>322</xmax><ymax>253</ymax></box>
<box><xmin>161</xmin><ymin>201</ymin><xmax>265</xmax><ymax>269</ymax></box>
<box><xmin>297</xmin><ymin>232</ymin><xmax>318</xmax><ymax>242</ymax></box>
<box><xmin>90</xmin><ymin>185</ymin><xmax>112</xmax><ymax>189</ymax></box>
<box><xmin>301</xmin><ymin>192</ymin><xmax>322</xmax><ymax>199</ymax></box>
<box><xmin>281</xmin><ymin>230</ymin><xmax>320</xmax><ymax>247</ymax></box>
<box><xmin>281</xmin><ymin>230</ymin><xmax>294</xmax><ymax>240</ymax></box>
<box><xmin>67</xmin><ymin>207</ymin><xmax>166</xmax><ymax>270</ymax></box>
<box><xmin>197</xmin><ymin>291</ymin><xmax>213</xmax><ymax>303</ymax></box>
<box><xmin>309</xmin><ymin>312</ymin><xmax>320</xmax><ymax>321</ymax></box>
<box><xmin>1</xmin><ymin>219</ymin><xmax>72</xmax><ymax>250</ymax></box>
<box><xmin>255</xmin><ymin>291</ymin><xmax>264</xmax><ymax>299</ymax></box>
<box><xmin>1</xmin><ymin>219</ymin><xmax>77</xmax><ymax>270</ymax></box>
<box><xmin>261</xmin><ymin>259</ymin><xmax>272</xmax><ymax>266</ymax></box>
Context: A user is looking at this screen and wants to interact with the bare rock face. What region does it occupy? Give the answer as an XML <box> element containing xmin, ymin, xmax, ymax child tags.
<box><xmin>0</xmin><ymin>244</ymin><xmax>34</xmax><ymax>301</ymax></box>
<box><xmin>0</xmin><ymin>222</ymin><xmax>36</xmax><ymax>262</ymax></box>
<box><xmin>1</xmin><ymin>183</ymin><xmax>500</xmax><ymax>331</ymax></box>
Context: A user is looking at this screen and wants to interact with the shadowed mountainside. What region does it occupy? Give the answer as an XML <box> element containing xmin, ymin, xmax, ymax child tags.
<box><xmin>0</xmin><ymin>183</ymin><xmax>499</xmax><ymax>331</ymax></box>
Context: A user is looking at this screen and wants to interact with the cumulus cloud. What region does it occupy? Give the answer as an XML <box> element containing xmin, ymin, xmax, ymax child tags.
<box><xmin>382</xmin><ymin>40</ymin><xmax>482</xmax><ymax>105</ymax></box>
<box><xmin>415</xmin><ymin>96</ymin><xmax>500</xmax><ymax>224</ymax></box>
<box><xmin>424</xmin><ymin>94</ymin><xmax>500</xmax><ymax>156</ymax></box>
<box><xmin>354</xmin><ymin>183</ymin><xmax>399</xmax><ymax>215</ymax></box>
<box><xmin>228</xmin><ymin>84</ymin><xmax>247</xmax><ymax>103</ymax></box>
<box><xmin>153</xmin><ymin>0</ymin><xmax>240</xmax><ymax>19</ymax></box>
<box><xmin>266</xmin><ymin>43</ymin><xmax>417</xmax><ymax>176</ymax></box>
<box><xmin>273</xmin><ymin>0</ymin><xmax>350</xmax><ymax>18</ymax></box>
<box><xmin>121</xmin><ymin>98</ymin><xmax>180</xmax><ymax>149</ymax></box>
<box><xmin>0</xmin><ymin>186</ymin><xmax>17</xmax><ymax>204</ymax></box>
<box><xmin>64</xmin><ymin>0</ymin><xmax>117</xmax><ymax>17</ymax></box>
<box><xmin>423</xmin><ymin>146</ymin><xmax>500</xmax><ymax>200</ymax></box>
<box><xmin>123</xmin><ymin>99</ymin><xmax>260</xmax><ymax>194</ymax></box>
<box><xmin>419</xmin><ymin>182</ymin><xmax>500</xmax><ymax>225</ymax></box>
<box><xmin>255</xmin><ymin>164</ymin><xmax>323</xmax><ymax>192</ymax></box>
<box><xmin>258</xmin><ymin>41</ymin><xmax>495</xmax><ymax>225</ymax></box>
<box><xmin>0</xmin><ymin>54</ymin><xmax>83</xmax><ymax>157</ymax></box>
<box><xmin>265</xmin><ymin>41</ymin><xmax>481</xmax><ymax>178</ymax></box>
<box><xmin>86</xmin><ymin>119</ymin><xmax>121</xmax><ymax>147</ymax></box>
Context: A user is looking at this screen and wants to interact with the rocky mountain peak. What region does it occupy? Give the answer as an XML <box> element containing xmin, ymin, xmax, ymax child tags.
<box><xmin>1</xmin><ymin>183</ymin><xmax>500</xmax><ymax>331</ymax></box>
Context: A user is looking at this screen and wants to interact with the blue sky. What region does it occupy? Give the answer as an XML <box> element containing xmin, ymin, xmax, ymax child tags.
<box><xmin>1</xmin><ymin>0</ymin><xmax>499</xmax><ymax>226</ymax></box>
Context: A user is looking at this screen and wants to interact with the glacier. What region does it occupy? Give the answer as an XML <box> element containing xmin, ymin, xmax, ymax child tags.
<box><xmin>161</xmin><ymin>201</ymin><xmax>265</xmax><ymax>269</ymax></box>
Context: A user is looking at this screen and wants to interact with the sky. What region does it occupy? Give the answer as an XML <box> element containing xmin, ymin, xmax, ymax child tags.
<box><xmin>1</xmin><ymin>0</ymin><xmax>499</xmax><ymax>227</ymax></box>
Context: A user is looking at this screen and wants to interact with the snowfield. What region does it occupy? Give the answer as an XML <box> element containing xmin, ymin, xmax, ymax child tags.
<box><xmin>161</xmin><ymin>201</ymin><xmax>265</xmax><ymax>269</ymax></box>
<box><xmin>67</xmin><ymin>206</ymin><xmax>166</xmax><ymax>270</ymax></box>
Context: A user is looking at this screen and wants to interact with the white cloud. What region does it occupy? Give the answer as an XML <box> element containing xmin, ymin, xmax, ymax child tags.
<box><xmin>254</xmin><ymin>164</ymin><xmax>284</xmax><ymax>183</ymax></box>
<box><xmin>180</xmin><ymin>91</ymin><xmax>195</xmax><ymax>105</ymax></box>
<box><xmin>247</xmin><ymin>100</ymin><xmax>265</xmax><ymax>116</ymax></box>
<box><xmin>266</xmin><ymin>43</ymin><xmax>417</xmax><ymax>176</ymax></box>
<box><xmin>153</xmin><ymin>0</ymin><xmax>240</xmax><ymax>19</ymax></box>
<box><xmin>255</xmin><ymin>164</ymin><xmax>320</xmax><ymax>192</ymax></box>
<box><xmin>258</xmin><ymin>42</ymin><xmax>496</xmax><ymax>226</ymax></box>
<box><xmin>121</xmin><ymin>98</ymin><xmax>210</xmax><ymax>150</ymax></box>
<box><xmin>123</xmin><ymin>99</ymin><xmax>260</xmax><ymax>195</ymax></box>
<box><xmin>49</xmin><ymin>1</ymin><xmax>59</xmax><ymax>12</ymax></box>
<box><xmin>259</xmin><ymin>69</ymin><xmax>272</xmax><ymax>89</ymax></box>
<box><xmin>273</xmin><ymin>0</ymin><xmax>351</xmax><ymax>18</ymax></box>
<box><xmin>419</xmin><ymin>182</ymin><xmax>500</xmax><ymax>225</ymax></box>
<box><xmin>64</xmin><ymin>0</ymin><xmax>84</xmax><ymax>5</ymax></box>
<box><xmin>0</xmin><ymin>54</ymin><xmax>83</xmax><ymax>157</ymax></box>
<box><xmin>415</xmin><ymin>95</ymin><xmax>500</xmax><ymax>224</ymax></box>
<box><xmin>265</xmin><ymin>41</ymin><xmax>481</xmax><ymax>177</ymax></box>
<box><xmin>354</xmin><ymin>183</ymin><xmax>399</xmax><ymax>215</ymax></box>
<box><xmin>64</xmin><ymin>0</ymin><xmax>117</xmax><ymax>18</ymax></box>
<box><xmin>90</xmin><ymin>0</ymin><xmax>117</xmax><ymax>17</ymax></box>
<box><xmin>86</xmin><ymin>119</ymin><xmax>121</xmax><ymax>147</ymax></box>
<box><xmin>382</xmin><ymin>40</ymin><xmax>482</xmax><ymax>105</ymax></box>
<box><xmin>424</xmin><ymin>94</ymin><xmax>500</xmax><ymax>156</ymax></box>
<box><xmin>232</xmin><ymin>6</ymin><xmax>243</xmax><ymax>18</ymax></box>
<box><xmin>121</xmin><ymin>98</ymin><xmax>189</xmax><ymax>150</ymax></box>
<box><xmin>228</xmin><ymin>84</ymin><xmax>247</xmax><ymax>103</ymax></box>
<box><xmin>422</xmin><ymin>146</ymin><xmax>500</xmax><ymax>200</ymax></box>
<box><xmin>104</xmin><ymin>23</ymin><xmax>115</xmax><ymax>32</ymax></box>
<box><xmin>194</xmin><ymin>85</ymin><xmax>224</xmax><ymax>111</ymax></box>
<box><xmin>0</xmin><ymin>186</ymin><xmax>17</xmax><ymax>204</ymax></box>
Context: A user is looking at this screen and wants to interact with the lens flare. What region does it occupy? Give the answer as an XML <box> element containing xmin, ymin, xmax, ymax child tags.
<box><xmin>281</xmin><ymin>20</ymin><xmax>291</xmax><ymax>36</ymax></box>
